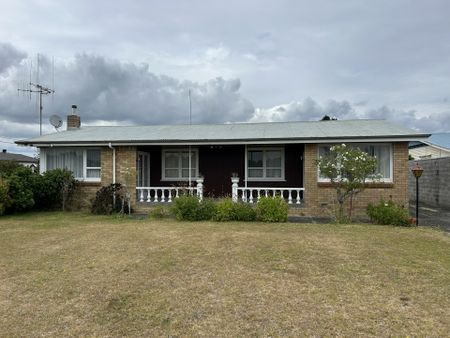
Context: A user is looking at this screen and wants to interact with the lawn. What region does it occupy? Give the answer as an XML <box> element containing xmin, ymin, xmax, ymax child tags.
<box><xmin>0</xmin><ymin>212</ymin><xmax>449</xmax><ymax>337</ymax></box>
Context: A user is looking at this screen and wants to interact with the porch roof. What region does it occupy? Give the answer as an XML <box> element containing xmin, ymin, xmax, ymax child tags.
<box><xmin>16</xmin><ymin>119</ymin><xmax>429</xmax><ymax>146</ymax></box>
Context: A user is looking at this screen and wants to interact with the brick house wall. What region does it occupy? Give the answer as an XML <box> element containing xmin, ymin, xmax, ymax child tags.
<box><xmin>73</xmin><ymin>142</ymin><xmax>409</xmax><ymax>216</ymax></box>
<box><xmin>74</xmin><ymin>146</ymin><xmax>137</xmax><ymax>209</ymax></box>
<box><xmin>301</xmin><ymin>142</ymin><xmax>409</xmax><ymax>217</ymax></box>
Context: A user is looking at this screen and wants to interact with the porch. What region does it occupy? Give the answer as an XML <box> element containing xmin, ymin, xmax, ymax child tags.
<box><xmin>135</xmin><ymin>144</ymin><xmax>305</xmax><ymax>205</ymax></box>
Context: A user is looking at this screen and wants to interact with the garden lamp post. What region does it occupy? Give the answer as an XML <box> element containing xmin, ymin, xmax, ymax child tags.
<box><xmin>411</xmin><ymin>162</ymin><xmax>424</xmax><ymax>225</ymax></box>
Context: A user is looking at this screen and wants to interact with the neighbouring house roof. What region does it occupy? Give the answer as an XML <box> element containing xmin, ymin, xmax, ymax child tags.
<box><xmin>16</xmin><ymin>119</ymin><xmax>430</xmax><ymax>146</ymax></box>
<box><xmin>0</xmin><ymin>151</ymin><xmax>38</xmax><ymax>163</ymax></box>
<box><xmin>409</xmin><ymin>132</ymin><xmax>450</xmax><ymax>159</ymax></box>
<box><xmin>410</xmin><ymin>132</ymin><xmax>450</xmax><ymax>150</ymax></box>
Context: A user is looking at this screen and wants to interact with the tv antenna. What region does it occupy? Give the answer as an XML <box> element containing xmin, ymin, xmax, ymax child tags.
<box><xmin>49</xmin><ymin>114</ymin><xmax>63</xmax><ymax>131</ymax></box>
<box><xmin>17</xmin><ymin>54</ymin><xmax>55</xmax><ymax>136</ymax></box>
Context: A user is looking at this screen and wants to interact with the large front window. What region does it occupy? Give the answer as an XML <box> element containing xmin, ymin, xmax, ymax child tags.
<box><xmin>43</xmin><ymin>148</ymin><xmax>101</xmax><ymax>181</ymax></box>
<box><xmin>247</xmin><ymin>147</ymin><xmax>284</xmax><ymax>180</ymax></box>
<box><xmin>162</xmin><ymin>148</ymin><xmax>198</xmax><ymax>180</ymax></box>
<box><xmin>318</xmin><ymin>143</ymin><xmax>392</xmax><ymax>181</ymax></box>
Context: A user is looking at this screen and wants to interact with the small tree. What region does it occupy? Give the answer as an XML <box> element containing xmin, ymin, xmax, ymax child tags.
<box><xmin>316</xmin><ymin>144</ymin><xmax>378</xmax><ymax>222</ymax></box>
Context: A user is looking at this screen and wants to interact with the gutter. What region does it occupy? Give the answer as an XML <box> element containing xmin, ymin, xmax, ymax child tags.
<box><xmin>16</xmin><ymin>135</ymin><xmax>431</xmax><ymax>147</ymax></box>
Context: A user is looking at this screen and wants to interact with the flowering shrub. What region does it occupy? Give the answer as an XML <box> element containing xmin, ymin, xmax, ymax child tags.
<box><xmin>367</xmin><ymin>200</ymin><xmax>410</xmax><ymax>226</ymax></box>
<box><xmin>316</xmin><ymin>144</ymin><xmax>378</xmax><ymax>222</ymax></box>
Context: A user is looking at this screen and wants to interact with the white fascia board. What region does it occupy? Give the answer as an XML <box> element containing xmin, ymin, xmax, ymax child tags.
<box><xmin>30</xmin><ymin>136</ymin><xmax>429</xmax><ymax>147</ymax></box>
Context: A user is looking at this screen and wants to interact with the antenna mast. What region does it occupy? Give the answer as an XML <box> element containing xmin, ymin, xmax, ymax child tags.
<box><xmin>188</xmin><ymin>88</ymin><xmax>192</xmax><ymax>125</ymax></box>
<box><xmin>17</xmin><ymin>54</ymin><xmax>55</xmax><ymax>136</ymax></box>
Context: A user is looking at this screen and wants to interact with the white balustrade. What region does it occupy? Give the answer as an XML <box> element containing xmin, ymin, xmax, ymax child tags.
<box><xmin>136</xmin><ymin>178</ymin><xmax>204</xmax><ymax>203</ymax></box>
<box><xmin>136</xmin><ymin>186</ymin><xmax>198</xmax><ymax>203</ymax></box>
<box><xmin>236</xmin><ymin>187</ymin><xmax>305</xmax><ymax>204</ymax></box>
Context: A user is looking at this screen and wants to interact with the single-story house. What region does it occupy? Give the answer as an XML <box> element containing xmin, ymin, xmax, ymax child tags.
<box><xmin>0</xmin><ymin>149</ymin><xmax>38</xmax><ymax>171</ymax></box>
<box><xmin>16</xmin><ymin>109</ymin><xmax>429</xmax><ymax>216</ymax></box>
<box><xmin>409</xmin><ymin>133</ymin><xmax>450</xmax><ymax>159</ymax></box>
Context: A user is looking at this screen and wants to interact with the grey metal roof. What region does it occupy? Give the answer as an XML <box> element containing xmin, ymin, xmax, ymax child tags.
<box><xmin>426</xmin><ymin>133</ymin><xmax>450</xmax><ymax>149</ymax></box>
<box><xmin>0</xmin><ymin>151</ymin><xmax>38</xmax><ymax>163</ymax></box>
<box><xmin>16</xmin><ymin>119</ymin><xmax>430</xmax><ymax>146</ymax></box>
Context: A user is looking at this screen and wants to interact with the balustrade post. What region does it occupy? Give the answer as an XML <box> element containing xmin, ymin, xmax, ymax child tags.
<box><xmin>196</xmin><ymin>177</ymin><xmax>204</xmax><ymax>202</ymax></box>
<box><xmin>231</xmin><ymin>176</ymin><xmax>239</xmax><ymax>203</ymax></box>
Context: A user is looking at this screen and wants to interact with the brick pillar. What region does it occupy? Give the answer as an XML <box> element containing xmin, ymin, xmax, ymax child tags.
<box><xmin>115</xmin><ymin>146</ymin><xmax>137</xmax><ymax>206</ymax></box>
<box><xmin>303</xmin><ymin>144</ymin><xmax>319</xmax><ymax>215</ymax></box>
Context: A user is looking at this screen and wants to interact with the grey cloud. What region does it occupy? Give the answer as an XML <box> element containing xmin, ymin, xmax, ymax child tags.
<box><xmin>366</xmin><ymin>106</ymin><xmax>450</xmax><ymax>133</ymax></box>
<box><xmin>251</xmin><ymin>98</ymin><xmax>357</xmax><ymax>122</ymax></box>
<box><xmin>0</xmin><ymin>42</ymin><xmax>27</xmax><ymax>74</ymax></box>
<box><xmin>251</xmin><ymin>97</ymin><xmax>449</xmax><ymax>133</ymax></box>
<box><xmin>0</xmin><ymin>50</ymin><xmax>255</xmax><ymax>141</ymax></box>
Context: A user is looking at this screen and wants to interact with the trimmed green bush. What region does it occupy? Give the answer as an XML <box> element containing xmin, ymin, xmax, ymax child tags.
<box><xmin>367</xmin><ymin>200</ymin><xmax>410</xmax><ymax>226</ymax></box>
<box><xmin>4</xmin><ymin>167</ymin><xmax>35</xmax><ymax>212</ymax></box>
<box><xmin>0</xmin><ymin>178</ymin><xmax>12</xmax><ymax>215</ymax></box>
<box><xmin>171</xmin><ymin>195</ymin><xmax>215</xmax><ymax>221</ymax></box>
<box><xmin>0</xmin><ymin>161</ymin><xmax>22</xmax><ymax>176</ymax></box>
<box><xmin>33</xmin><ymin>169</ymin><xmax>76</xmax><ymax>210</ymax></box>
<box><xmin>0</xmin><ymin>165</ymin><xmax>76</xmax><ymax>213</ymax></box>
<box><xmin>214</xmin><ymin>198</ymin><xmax>256</xmax><ymax>222</ymax></box>
<box><xmin>256</xmin><ymin>196</ymin><xmax>288</xmax><ymax>222</ymax></box>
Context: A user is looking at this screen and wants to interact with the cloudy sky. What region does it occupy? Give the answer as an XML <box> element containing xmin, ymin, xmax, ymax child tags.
<box><xmin>1</xmin><ymin>0</ymin><xmax>449</xmax><ymax>155</ymax></box>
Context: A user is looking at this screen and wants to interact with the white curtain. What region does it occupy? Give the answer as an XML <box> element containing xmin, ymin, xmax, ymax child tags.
<box><xmin>47</xmin><ymin>149</ymin><xmax>83</xmax><ymax>178</ymax></box>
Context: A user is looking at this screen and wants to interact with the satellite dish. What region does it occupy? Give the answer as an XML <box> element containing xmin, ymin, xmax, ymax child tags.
<box><xmin>49</xmin><ymin>114</ymin><xmax>63</xmax><ymax>130</ymax></box>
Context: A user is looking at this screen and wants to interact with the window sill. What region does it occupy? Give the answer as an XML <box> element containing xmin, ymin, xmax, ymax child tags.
<box><xmin>318</xmin><ymin>182</ymin><xmax>394</xmax><ymax>188</ymax></box>
<box><xmin>77</xmin><ymin>181</ymin><xmax>102</xmax><ymax>186</ymax></box>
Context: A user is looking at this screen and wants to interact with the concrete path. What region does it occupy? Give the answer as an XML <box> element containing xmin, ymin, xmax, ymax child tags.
<box><xmin>410</xmin><ymin>205</ymin><xmax>450</xmax><ymax>233</ymax></box>
<box><xmin>289</xmin><ymin>205</ymin><xmax>450</xmax><ymax>233</ymax></box>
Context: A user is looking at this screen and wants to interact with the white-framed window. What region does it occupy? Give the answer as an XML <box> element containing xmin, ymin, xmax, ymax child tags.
<box><xmin>317</xmin><ymin>143</ymin><xmax>392</xmax><ymax>182</ymax></box>
<box><xmin>162</xmin><ymin>148</ymin><xmax>198</xmax><ymax>181</ymax></box>
<box><xmin>247</xmin><ymin>147</ymin><xmax>285</xmax><ymax>181</ymax></box>
<box><xmin>41</xmin><ymin>148</ymin><xmax>101</xmax><ymax>182</ymax></box>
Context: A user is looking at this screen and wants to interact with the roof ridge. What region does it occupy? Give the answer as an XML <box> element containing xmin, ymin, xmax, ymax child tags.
<box><xmin>79</xmin><ymin>118</ymin><xmax>386</xmax><ymax>129</ymax></box>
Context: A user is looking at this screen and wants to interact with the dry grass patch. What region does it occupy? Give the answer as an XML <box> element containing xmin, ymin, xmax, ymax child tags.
<box><xmin>0</xmin><ymin>212</ymin><xmax>449</xmax><ymax>337</ymax></box>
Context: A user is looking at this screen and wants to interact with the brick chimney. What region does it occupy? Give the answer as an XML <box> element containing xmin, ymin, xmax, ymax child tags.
<box><xmin>67</xmin><ymin>104</ymin><xmax>81</xmax><ymax>130</ymax></box>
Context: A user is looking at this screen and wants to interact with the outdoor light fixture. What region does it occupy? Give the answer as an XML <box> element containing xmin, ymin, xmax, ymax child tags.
<box><xmin>411</xmin><ymin>162</ymin><xmax>424</xmax><ymax>226</ymax></box>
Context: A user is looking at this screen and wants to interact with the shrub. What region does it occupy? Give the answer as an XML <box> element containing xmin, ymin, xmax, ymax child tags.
<box><xmin>0</xmin><ymin>161</ymin><xmax>22</xmax><ymax>176</ymax></box>
<box><xmin>6</xmin><ymin>167</ymin><xmax>35</xmax><ymax>212</ymax></box>
<box><xmin>0</xmin><ymin>178</ymin><xmax>12</xmax><ymax>215</ymax></box>
<box><xmin>171</xmin><ymin>195</ymin><xmax>215</xmax><ymax>221</ymax></box>
<box><xmin>33</xmin><ymin>169</ymin><xmax>76</xmax><ymax>210</ymax></box>
<box><xmin>214</xmin><ymin>198</ymin><xmax>235</xmax><ymax>221</ymax></box>
<box><xmin>91</xmin><ymin>183</ymin><xmax>130</xmax><ymax>215</ymax></box>
<box><xmin>367</xmin><ymin>200</ymin><xmax>410</xmax><ymax>226</ymax></box>
<box><xmin>234</xmin><ymin>202</ymin><xmax>257</xmax><ymax>221</ymax></box>
<box><xmin>214</xmin><ymin>198</ymin><xmax>256</xmax><ymax>222</ymax></box>
<box><xmin>256</xmin><ymin>196</ymin><xmax>288</xmax><ymax>222</ymax></box>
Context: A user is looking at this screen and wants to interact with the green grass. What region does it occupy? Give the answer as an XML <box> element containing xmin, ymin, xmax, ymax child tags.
<box><xmin>0</xmin><ymin>212</ymin><xmax>449</xmax><ymax>337</ymax></box>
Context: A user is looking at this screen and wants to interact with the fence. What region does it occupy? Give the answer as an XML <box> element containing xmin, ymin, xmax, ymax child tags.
<box><xmin>408</xmin><ymin>157</ymin><xmax>450</xmax><ymax>209</ymax></box>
